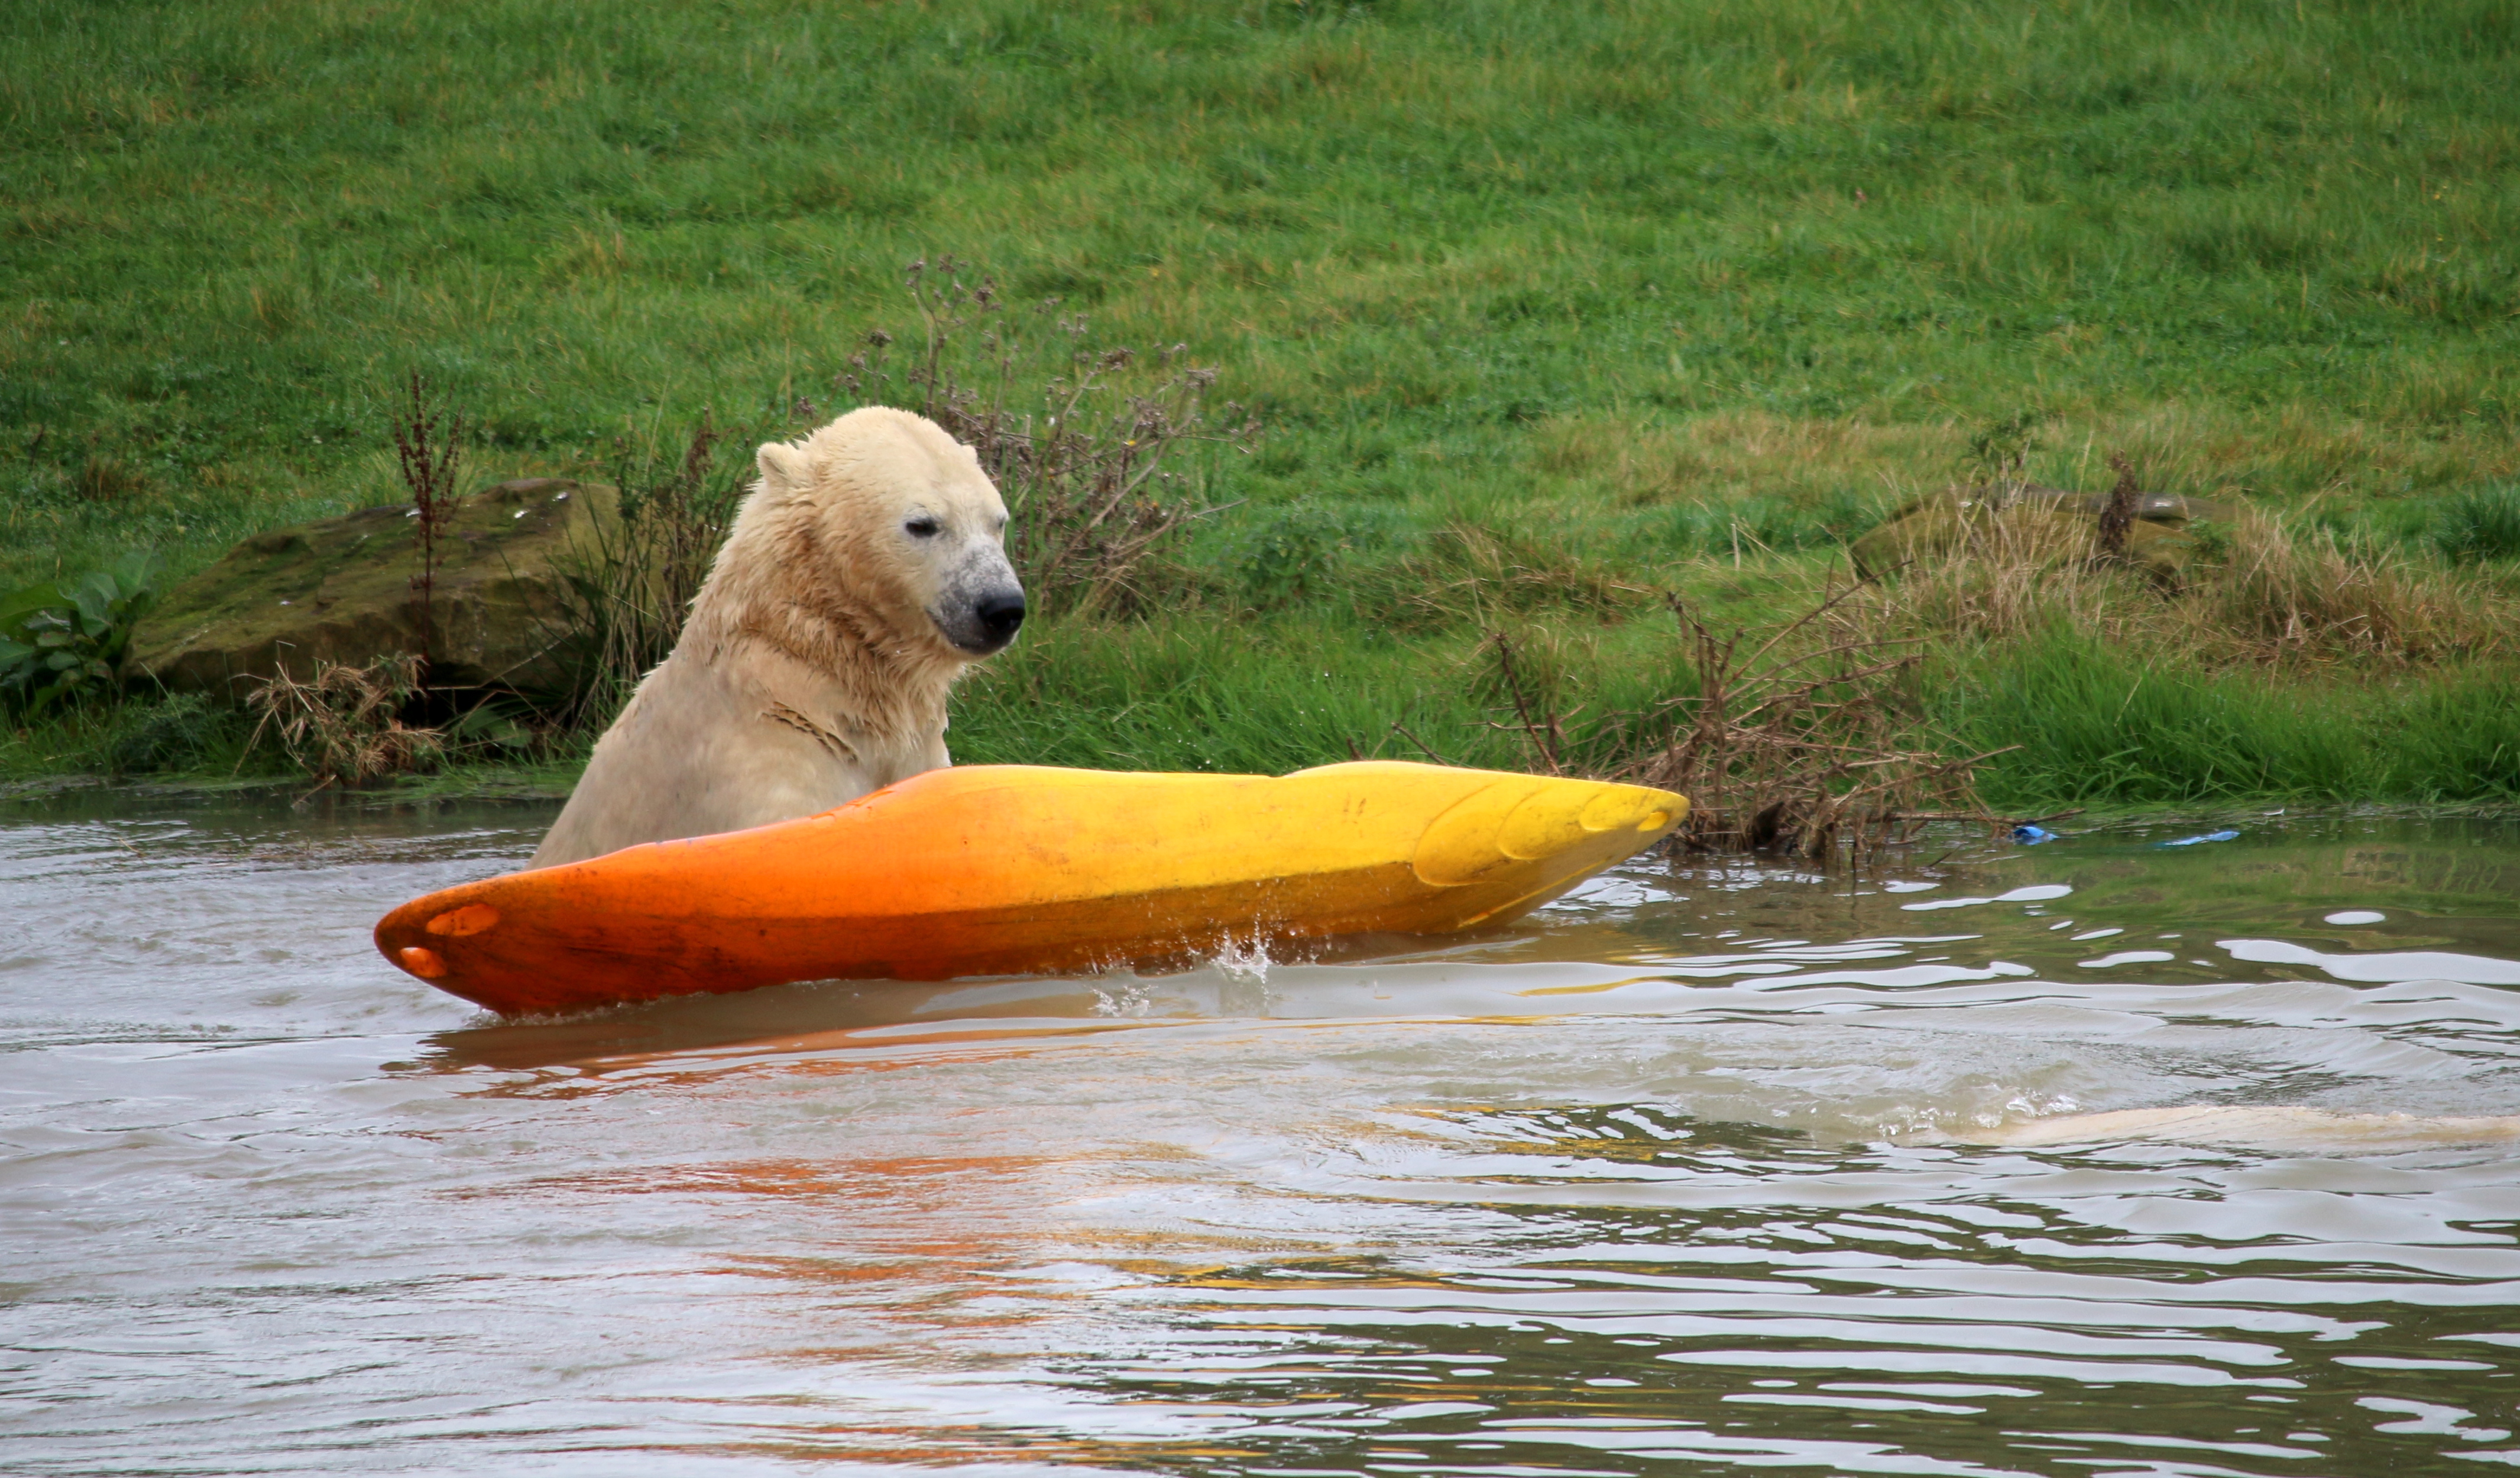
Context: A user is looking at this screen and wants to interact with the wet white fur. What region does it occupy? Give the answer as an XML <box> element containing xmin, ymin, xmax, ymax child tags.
<box><xmin>533</xmin><ymin>407</ymin><xmax>1017</xmax><ymax>868</ymax></box>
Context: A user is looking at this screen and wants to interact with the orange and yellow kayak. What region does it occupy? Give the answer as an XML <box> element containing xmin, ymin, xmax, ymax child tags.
<box><xmin>374</xmin><ymin>761</ymin><xmax>1686</xmax><ymax>1015</ymax></box>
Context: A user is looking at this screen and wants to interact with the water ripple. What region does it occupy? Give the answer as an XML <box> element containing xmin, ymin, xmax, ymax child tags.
<box><xmin>3</xmin><ymin>798</ymin><xmax>2518</xmax><ymax>1476</ymax></box>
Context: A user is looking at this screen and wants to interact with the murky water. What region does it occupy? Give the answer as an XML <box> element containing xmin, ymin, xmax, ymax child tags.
<box><xmin>6</xmin><ymin>790</ymin><xmax>2520</xmax><ymax>1476</ymax></box>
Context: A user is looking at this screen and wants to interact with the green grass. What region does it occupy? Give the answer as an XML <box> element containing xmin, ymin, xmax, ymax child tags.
<box><xmin>5</xmin><ymin>0</ymin><xmax>2519</xmax><ymax>804</ymax></box>
<box><xmin>0</xmin><ymin>688</ymin><xmax>269</xmax><ymax>785</ymax></box>
<box><xmin>948</xmin><ymin>612</ymin><xmax>1700</xmax><ymax>775</ymax></box>
<box><xmin>1943</xmin><ymin>627</ymin><xmax>2520</xmax><ymax>808</ymax></box>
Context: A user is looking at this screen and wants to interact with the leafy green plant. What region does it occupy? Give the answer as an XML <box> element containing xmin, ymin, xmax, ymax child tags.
<box><xmin>1225</xmin><ymin>500</ymin><xmax>1366</xmax><ymax>607</ymax></box>
<box><xmin>0</xmin><ymin>556</ymin><xmax>157</xmax><ymax>716</ymax></box>
<box><xmin>1964</xmin><ymin>409</ymin><xmax>2047</xmax><ymax>487</ymax></box>
<box><xmin>446</xmin><ymin>695</ymin><xmax>540</xmax><ymax>756</ymax></box>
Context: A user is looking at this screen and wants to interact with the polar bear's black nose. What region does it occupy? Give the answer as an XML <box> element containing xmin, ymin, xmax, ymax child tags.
<box><xmin>977</xmin><ymin>591</ymin><xmax>1026</xmax><ymax>643</ymax></box>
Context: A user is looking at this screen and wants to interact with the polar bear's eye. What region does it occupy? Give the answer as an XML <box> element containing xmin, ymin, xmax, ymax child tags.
<box><xmin>905</xmin><ymin>516</ymin><xmax>942</xmax><ymax>538</ymax></box>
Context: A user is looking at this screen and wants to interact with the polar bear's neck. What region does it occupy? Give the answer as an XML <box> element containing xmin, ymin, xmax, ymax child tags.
<box><xmin>682</xmin><ymin>572</ymin><xmax>962</xmax><ymax>755</ymax></box>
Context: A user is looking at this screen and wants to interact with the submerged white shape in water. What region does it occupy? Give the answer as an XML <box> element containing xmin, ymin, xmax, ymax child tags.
<box><xmin>2221</xmin><ymin>938</ymin><xmax>2520</xmax><ymax>986</ymax></box>
<box><xmin>1751</xmin><ymin>960</ymin><xmax>2039</xmax><ymax>990</ymax></box>
<box><xmin>1657</xmin><ymin>1347</ymin><xmax>2301</xmax><ymax>1388</ymax></box>
<box><xmin>2078</xmin><ymin>951</ymin><xmax>2176</xmax><ymax>970</ymax></box>
<box><xmin>1952</xmin><ymin>1104</ymin><xmax>2520</xmax><ymax>1152</ymax></box>
<box><xmin>1902</xmin><ymin>884</ymin><xmax>2073</xmax><ymax>913</ymax></box>
<box><xmin>2325</xmin><ymin>910</ymin><xmax>2386</xmax><ymax>926</ymax></box>
<box><xmin>2357</xmin><ymin>1394</ymin><xmax>2510</xmax><ymax>1442</ymax></box>
<box><xmin>1547</xmin><ymin>874</ymin><xmax>1663</xmax><ymax>911</ymax></box>
<box><xmin>1724</xmin><ymin>1391</ymin><xmax>1984</xmax><ymax>1414</ymax></box>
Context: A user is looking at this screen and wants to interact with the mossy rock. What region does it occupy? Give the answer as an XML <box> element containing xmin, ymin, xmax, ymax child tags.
<box><xmin>125</xmin><ymin>479</ymin><xmax>619</xmax><ymax>701</ymax></box>
<box><xmin>1851</xmin><ymin>487</ymin><xmax>2204</xmax><ymax>589</ymax></box>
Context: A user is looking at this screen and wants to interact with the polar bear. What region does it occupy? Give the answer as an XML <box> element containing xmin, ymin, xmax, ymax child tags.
<box><xmin>532</xmin><ymin>407</ymin><xmax>1025</xmax><ymax>868</ymax></box>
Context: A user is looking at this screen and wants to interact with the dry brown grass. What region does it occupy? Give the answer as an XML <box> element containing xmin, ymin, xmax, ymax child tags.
<box><xmin>1476</xmin><ymin>587</ymin><xmax>2011</xmax><ymax>862</ymax></box>
<box><xmin>72</xmin><ymin>454</ymin><xmax>149</xmax><ymax>503</ymax></box>
<box><xmin>1524</xmin><ymin>404</ymin><xmax>2520</xmax><ymax>518</ymax></box>
<box><xmin>241</xmin><ymin>653</ymin><xmax>444</xmax><ymax>788</ymax></box>
<box><xmin>1464</xmin><ymin>480</ymin><xmax>2513</xmax><ymax>860</ymax></box>
<box><xmin>1851</xmin><ymin>501</ymin><xmax>2145</xmax><ymax>645</ymax></box>
<box><xmin>1612</xmin><ymin>594</ymin><xmax>2007</xmax><ymax>860</ymax></box>
<box><xmin>1528</xmin><ymin>409</ymin><xmax>1945</xmax><ymax>510</ymax></box>
<box><xmin>2208</xmin><ymin>514</ymin><xmax>2509</xmax><ymax>665</ymax></box>
<box><xmin>1851</xmin><ymin>506</ymin><xmax>2512</xmax><ymax>668</ymax></box>
<box><xmin>1378</xmin><ymin>522</ymin><xmax>1660</xmax><ymax>632</ymax></box>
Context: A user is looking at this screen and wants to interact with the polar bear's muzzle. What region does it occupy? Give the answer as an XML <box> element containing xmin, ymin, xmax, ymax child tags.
<box><xmin>931</xmin><ymin>544</ymin><xmax>1027</xmax><ymax>657</ymax></box>
<box><xmin>961</xmin><ymin>588</ymin><xmax>1027</xmax><ymax>653</ymax></box>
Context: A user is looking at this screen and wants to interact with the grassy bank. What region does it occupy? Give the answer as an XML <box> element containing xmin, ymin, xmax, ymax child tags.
<box><xmin>5</xmin><ymin>0</ymin><xmax>2518</xmax><ymax>806</ymax></box>
<box><xmin>941</xmin><ymin>612</ymin><xmax>2520</xmax><ymax>811</ymax></box>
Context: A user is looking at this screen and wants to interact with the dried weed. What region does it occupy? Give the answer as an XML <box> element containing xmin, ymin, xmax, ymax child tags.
<box><xmin>242</xmin><ymin>653</ymin><xmax>445</xmax><ymax>789</ymax></box>
<box><xmin>1378</xmin><ymin>523</ymin><xmax>1657</xmax><ymax>632</ymax></box>
<box><xmin>2209</xmin><ymin>512</ymin><xmax>2507</xmax><ymax>664</ymax></box>
<box><xmin>1858</xmin><ymin>503</ymin><xmax>2509</xmax><ymax>667</ymax></box>
<box><xmin>546</xmin><ymin>411</ymin><xmax>755</xmax><ymax>724</ymax></box>
<box><xmin>1479</xmin><ymin>586</ymin><xmax>2010</xmax><ymax>863</ymax></box>
<box><xmin>840</xmin><ymin>256</ymin><xmax>1256</xmax><ymax>617</ymax></box>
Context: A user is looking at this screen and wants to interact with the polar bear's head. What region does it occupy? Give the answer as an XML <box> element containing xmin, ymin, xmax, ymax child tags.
<box><xmin>744</xmin><ymin>407</ymin><xmax>1026</xmax><ymax>661</ymax></box>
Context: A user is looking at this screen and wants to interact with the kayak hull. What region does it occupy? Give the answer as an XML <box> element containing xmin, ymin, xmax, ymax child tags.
<box><xmin>374</xmin><ymin>761</ymin><xmax>1685</xmax><ymax>1015</ymax></box>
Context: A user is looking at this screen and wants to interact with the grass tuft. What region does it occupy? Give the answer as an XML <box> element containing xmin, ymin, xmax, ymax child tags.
<box><xmin>2434</xmin><ymin>485</ymin><xmax>2520</xmax><ymax>566</ymax></box>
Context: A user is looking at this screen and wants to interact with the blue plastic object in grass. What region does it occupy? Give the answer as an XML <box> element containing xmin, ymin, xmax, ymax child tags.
<box><xmin>2158</xmin><ymin>829</ymin><xmax>2240</xmax><ymax>848</ymax></box>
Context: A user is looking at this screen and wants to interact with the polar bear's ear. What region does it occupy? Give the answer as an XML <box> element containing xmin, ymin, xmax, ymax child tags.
<box><xmin>756</xmin><ymin>441</ymin><xmax>812</xmax><ymax>496</ymax></box>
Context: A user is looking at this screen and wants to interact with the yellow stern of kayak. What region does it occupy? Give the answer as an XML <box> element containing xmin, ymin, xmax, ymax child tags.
<box><xmin>375</xmin><ymin>761</ymin><xmax>1686</xmax><ymax>1015</ymax></box>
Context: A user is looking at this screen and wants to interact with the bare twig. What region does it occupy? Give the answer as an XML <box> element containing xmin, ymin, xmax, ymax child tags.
<box><xmin>1486</xmin><ymin>630</ymin><xmax>1563</xmax><ymax>775</ymax></box>
<box><xmin>1468</xmin><ymin>578</ymin><xmax>2011</xmax><ymax>864</ymax></box>
<box><xmin>846</xmin><ymin>256</ymin><xmax>1256</xmax><ymax>617</ymax></box>
<box><xmin>389</xmin><ymin>371</ymin><xmax>464</xmax><ymax>669</ymax></box>
<box><xmin>1389</xmin><ymin>721</ymin><xmax>1451</xmax><ymax>766</ymax></box>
